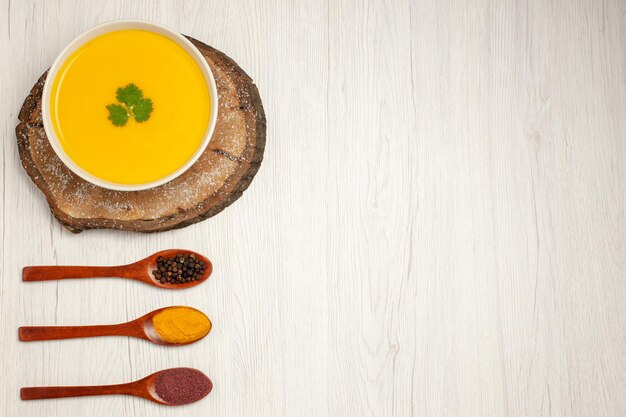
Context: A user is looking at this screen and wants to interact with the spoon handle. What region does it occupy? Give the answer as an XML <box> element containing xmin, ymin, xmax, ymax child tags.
<box><xmin>22</xmin><ymin>265</ymin><xmax>138</xmax><ymax>281</ymax></box>
<box><xmin>19</xmin><ymin>322</ymin><xmax>145</xmax><ymax>341</ymax></box>
<box><xmin>21</xmin><ymin>382</ymin><xmax>137</xmax><ymax>400</ymax></box>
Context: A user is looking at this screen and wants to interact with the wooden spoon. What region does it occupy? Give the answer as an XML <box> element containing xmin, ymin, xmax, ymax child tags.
<box><xmin>21</xmin><ymin>367</ymin><xmax>212</xmax><ymax>406</ymax></box>
<box><xmin>18</xmin><ymin>306</ymin><xmax>211</xmax><ymax>346</ymax></box>
<box><xmin>22</xmin><ymin>249</ymin><xmax>212</xmax><ymax>289</ymax></box>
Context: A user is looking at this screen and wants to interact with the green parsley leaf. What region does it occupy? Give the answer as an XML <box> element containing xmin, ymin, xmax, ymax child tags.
<box><xmin>107</xmin><ymin>84</ymin><xmax>153</xmax><ymax>126</ymax></box>
<box><xmin>116</xmin><ymin>83</ymin><xmax>143</xmax><ymax>107</ymax></box>
<box><xmin>106</xmin><ymin>104</ymin><xmax>129</xmax><ymax>127</ymax></box>
<box><xmin>133</xmin><ymin>98</ymin><xmax>153</xmax><ymax>122</ymax></box>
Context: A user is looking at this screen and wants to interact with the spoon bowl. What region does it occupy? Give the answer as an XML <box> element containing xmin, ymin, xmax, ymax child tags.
<box><xmin>141</xmin><ymin>306</ymin><xmax>212</xmax><ymax>346</ymax></box>
<box><xmin>21</xmin><ymin>367</ymin><xmax>213</xmax><ymax>406</ymax></box>
<box><xmin>22</xmin><ymin>249</ymin><xmax>213</xmax><ymax>289</ymax></box>
<box><xmin>142</xmin><ymin>249</ymin><xmax>212</xmax><ymax>289</ymax></box>
<box><xmin>144</xmin><ymin>367</ymin><xmax>213</xmax><ymax>405</ymax></box>
<box><xmin>19</xmin><ymin>306</ymin><xmax>212</xmax><ymax>346</ymax></box>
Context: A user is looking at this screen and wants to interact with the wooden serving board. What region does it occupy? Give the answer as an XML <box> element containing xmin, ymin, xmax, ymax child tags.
<box><xmin>15</xmin><ymin>37</ymin><xmax>265</xmax><ymax>233</ymax></box>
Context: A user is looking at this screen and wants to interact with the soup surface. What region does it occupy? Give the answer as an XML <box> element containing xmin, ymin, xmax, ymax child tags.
<box><xmin>50</xmin><ymin>29</ymin><xmax>210</xmax><ymax>185</ymax></box>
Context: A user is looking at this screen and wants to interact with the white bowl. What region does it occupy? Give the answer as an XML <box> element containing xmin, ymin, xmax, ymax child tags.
<box><xmin>42</xmin><ymin>20</ymin><xmax>219</xmax><ymax>191</ymax></box>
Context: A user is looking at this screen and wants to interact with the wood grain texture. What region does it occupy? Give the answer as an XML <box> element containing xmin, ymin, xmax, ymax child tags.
<box><xmin>1</xmin><ymin>1</ymin><xmax>625</xmax><ymax>417</ymax></box>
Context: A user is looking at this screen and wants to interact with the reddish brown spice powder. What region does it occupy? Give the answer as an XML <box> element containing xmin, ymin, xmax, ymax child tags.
<box><xmin>155</xmin><ymin>368</ymin><xmax>212</xmax><ymax>405</ymax></box>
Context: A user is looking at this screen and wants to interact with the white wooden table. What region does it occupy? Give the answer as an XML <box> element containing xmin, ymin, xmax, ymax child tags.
<box><xmin>1</xmin><ymin>1</ymin><xmax>625</xmax><ymax>416</ymax></box>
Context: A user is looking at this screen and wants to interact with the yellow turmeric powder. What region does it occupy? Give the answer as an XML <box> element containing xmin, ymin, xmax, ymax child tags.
<box><xmin>152</xmin><ymin>306</ymin><xmax>212</xmax><ymax>344</ymax></box>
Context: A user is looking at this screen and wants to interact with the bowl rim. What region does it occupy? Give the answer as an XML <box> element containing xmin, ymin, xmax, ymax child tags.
<box><xmin>41</xmin><ymin>19</ymin><xmax>219</xmax><ymax>192</ymax></box>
